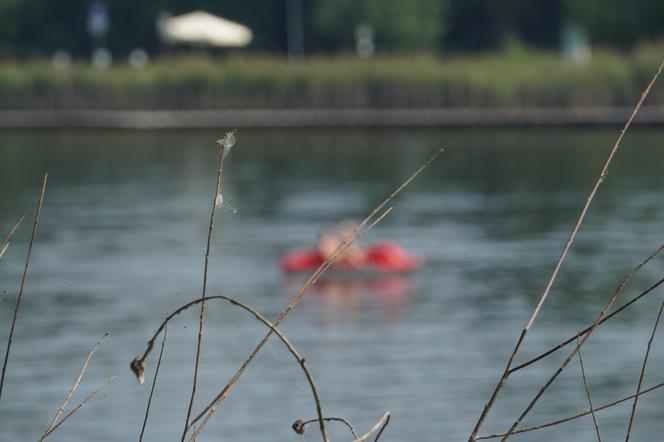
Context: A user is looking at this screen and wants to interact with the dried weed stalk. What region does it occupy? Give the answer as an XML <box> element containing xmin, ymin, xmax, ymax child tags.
<box><xmin>0</xmin><ymin>173</ymin><xmax>47</xmax><ymax>400</ymax></box>
<box><xmin>186</xmin><ymin>147</ymin><xmax>444</xmax><ymax>440</ymax></box>
<box><xmin>182</xmin><ymin>130</ymin><xmax>235</xmax><ymax>440</ymax></box>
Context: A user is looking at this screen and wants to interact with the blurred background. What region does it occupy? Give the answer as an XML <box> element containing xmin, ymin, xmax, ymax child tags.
<box><xmin>1</xmin><ymin>1</ymin><xmax>664</xmax><ymax>442</ymax></box>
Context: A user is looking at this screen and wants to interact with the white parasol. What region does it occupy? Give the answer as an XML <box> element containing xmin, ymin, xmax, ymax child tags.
<box><xmin>160</xmin><ymin>10</ymin><xmax>252</xmax><ymax>47</ymax></box>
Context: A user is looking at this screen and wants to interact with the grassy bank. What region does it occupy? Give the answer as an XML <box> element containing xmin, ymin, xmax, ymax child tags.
<box><xmin>0</xmin><ymin>45</ymin><xmax>662</xmax><ymax>110</ymax></box>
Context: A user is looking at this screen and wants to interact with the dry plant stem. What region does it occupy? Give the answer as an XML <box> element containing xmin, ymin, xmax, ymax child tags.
<box><xmin>625</xmin><ymin>298</ymin><xmax>664</xmax><ymax>441</ymax></box>
<box><xmin>139</xmin><ymin>325</ymin><xmax>167</xmax><ymax>442</ymax></box>
<box><xmin>576</xmin><ymin>338</ymin><xmax>601</xmax><ymax>442</ymax></box>
<box><xmin>40</xmin><ymin>333</ymin><xmax>108</xmax><ymax>441</ymax></box>
<box><xmin>187</xmin><ymin>147</ymin><xmax>444</xmax><ymax>440</ymax></box>
<box><xmin>0</xmin><ymin>214</ymin><xmax>26</xmax><ymax>259</ymax></box>
<box><xmin>353</xmin><ymin>412</ymin><xmax>390</xmax><ymax>442</ymax></box>
<box><xmin>298</xmin><ymin>417</ymin><xmax>359</xmax><ymax>439</ymax></box>
<box><xmin>0</xmin><ymin>173</ymin><xmax>47</xmax><ymax>400</ymax></box>
<box><xmin>469</xmin><ymin>59</ymin><xmax>664</xmax><ymax>441</ymax></box>
<box><xmin>499</xmin><ymin>241</ymin><xmax>664</xmax><ymax>440</ymax></box>
<box><xmin>476</xmin><ymin>378</ymin><xmax>664</xmax><ymax>440</ymax></box>
<box><xmin>182</xmin><ymin>138</ymin><xmax>231</xmax><ymax>441</ymax></box>
<box><xmin>513</xmin><ymin>272</ymin><xmax>664</xmax><ymax>372</ymax></box>
<box><xmin>42</xmin><ymin>375</ymin><xmax>117</xmax><ymax>440</ymax></box>
<box><xmin>371</xmin><ymin>414</ymin><xmax>391</xmax><ymax>442</ymax></box>
<box><xmin>135</xmin><ymin>294</ymin><xmax>329</xmax><ymax>442</ymax></box>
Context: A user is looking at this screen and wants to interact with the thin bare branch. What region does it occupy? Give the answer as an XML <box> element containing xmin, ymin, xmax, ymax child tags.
<box><xmin>182</xmin><ymin>130</ymin><xmax>235</xmax><ymax>441</ymax></box>
<box><xmin>0</xmin><ymin>173</ymin><xmax>47</xmax><ymax>400</ymax></box>
<box><xmin>187</xmin><ymin>147</ymin><xmax>444</xmax><ymax>440</ymax></box>
<box><xmin>354</xmin><ymin>412</ymin><xmax>390</xmax><ymax>442</ymax></box>
<box><xmin>476</xmin><ymin>379</ymin><xmax>664</xmax><ymax>440</ymax></box>
<box><xmin>42</xmin><ymin>375</ymin><xmax>117</xmax><ymax>440</ymax></box>
<box><xmin>577</xmin><ymin>338</ymin><xmax>601</xmax><ymax>442</ymax></box>
<box><xmin>0</xmin><ymin>214</ymin><xmax>26</xmax><ymax>260</ymax></box>
<box><xmin>40</xmin><ymin>333</ymin><xmax>108</xmax><ymax>441</ymax></box>
<box><xmin>469</xmin><ymin>58</ymin><xmax>664</xmax><ymax>441</ymax></box>
<box><xmin>500</xmin><ymin>242</ymin><xmax>664</xmax><ymax>440</ymax></box>
<box><xmin>625</xmin><ymin>299</ymin><xmax>664</xmax><ymax>441</ymax></box>
<box><xmin>132</xmin><ymin>293</ymin><xmax>329</xmax><ymax>442</ymax></box>
<box><xmin>139</xmin><ymin>325</ymin><xmax>167</xmax><ymax>442</ymax></box>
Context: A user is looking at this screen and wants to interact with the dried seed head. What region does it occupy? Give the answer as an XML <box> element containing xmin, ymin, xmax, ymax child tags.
<box><xmin>292</xmin><ymin>419</ymin><xmax>306</xmax><ymax>435</ymax></box>
<box><xmin>130</xmin><ymin>357</ymin><xmax>146</xmax><ymax>384</ymax></box>
<box><xmin>216</xmin><ymin>130</ymin><xmax>236</xmax><ymax>153</ymax></box>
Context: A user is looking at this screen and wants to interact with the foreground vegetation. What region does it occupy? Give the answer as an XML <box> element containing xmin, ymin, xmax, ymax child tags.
<box><xmin>0</xmin><ymin>45</ymin><xmax>662</xmax><ymax>110</ymax></box>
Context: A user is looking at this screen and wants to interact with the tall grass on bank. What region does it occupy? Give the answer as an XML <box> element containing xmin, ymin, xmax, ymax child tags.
<box><xmin>0</xmin><ymin>44</ymin><xmax>662</xmax><ymax>110</ymax></box>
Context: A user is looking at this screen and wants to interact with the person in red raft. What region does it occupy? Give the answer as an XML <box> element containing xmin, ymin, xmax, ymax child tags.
<box><xmin>316</xmin><ymin>219</ymin><xmax>367</xmax><ymax>269</ymax></box>
<box><xmin>280</xmin><ymin>219</ymin><xmax>422</xmax><ymax>274</ymax></box>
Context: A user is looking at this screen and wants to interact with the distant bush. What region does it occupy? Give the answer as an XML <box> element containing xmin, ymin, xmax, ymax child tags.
<box><xmin>0</xmin><ymin>45</ymin><xmax>661</xmax><ymax>110</ymax></box>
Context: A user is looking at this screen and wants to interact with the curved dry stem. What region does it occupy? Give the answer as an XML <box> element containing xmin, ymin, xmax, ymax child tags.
<box><xmin>476</xmin><ymin>379</ymin><xmax>664</xmax><ymax>440</ymax></box>
<box><xmin>183</xmin><ymin>130</ymin><xmax>235</xmax><ymax>441</ymax></box>
<box><xmin>139</xmin><ymin>325</ymin><xmax>167</xmax><ymax>442</ymax></box>
<box><xmin>42</xmin><ymin>375</ymin><xmax>117</xmax><ymax>440</ymax></box>
<box><xmin>40</xmin><ymin>333</ymin><xmax>108</xmax><ymax>441</ymax></box>
<box><xmin>293</xmin><ymin>417</ymin><xmax>359</xmax><ymax>439</ymax></box>
<box><xmin>188</xmin><ymin>147</ymin><xmax>444</xmax><ymax>440</ymax></box>
<box><xmin>469</xmin><ymin>58</ymin><xmax>664</xmax><ymax>441</ymax></box>
<box><xmin>354</xmin><ymin>412</ymin><xmax>390</xmax><ymax>442</ymax></box>
<box><xmin>500</xmin><ymin>241</ymin><xmax>664</xmax><ymax>440</ymax></box>
<box><xmin>0</xmin><ymin>173</ymin><xmax>47</xmax><ymax>400</ymax></box>
<box><xmin>0</xmin><ymin>214</ymin><xmax>26</xmax><ymax>260</ymax></box>
<box><xmin>576</xmin><ymin>338</ymin><xmax>601</xmax><ymax>442</ymax></box>
<box><xmin>625</xmin><ymin>299</ymin><xmax>664</xmax><ymax>441</ymax></box>
<box><xmin>133</xmin><ymin>294</ymin><xmax>329</xmax><ymax>442</ymax></box>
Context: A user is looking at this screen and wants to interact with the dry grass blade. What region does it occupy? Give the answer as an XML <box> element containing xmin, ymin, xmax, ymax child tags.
<box><xmin>0</xmin><ymin>214</ymin><xmax>26</xmax><ymax>260</ymax></box>
<box><xmin>182</xmin><ymin>130</ymin><xmax>235</xmax><ymax>441</ymax></box>
<box><xmin>577</xmin><ymin>338</ymin><xmax>601</xmax><ymax>441</ymax></box>
<box><xmin>139</xmin><ymin>325</ymin><xmax>167</xmax><ymax>442</ymax></box>
<box><xmin>186</xmin><ymin>147</ymin><xmax>444</xmax><ymax>440</ymax></box>
<box><xmin>469</xmin><ymin>58</ymin><xmax>664</xmax><ymax>441</ymax></box>
<box><xmin>625</xmin><ymin>299</ymin><xmax>664</xmax><ymax>441</ymax></box>
<box><xmin>39</xmin><ymin>333</ymin><xmax>108</xmax><ymax>441</ymax></box>
<box><xmin>0</xmin><ymin>173</ymin><xmax>47</xmax><ymax>400</ymax></box>
<box><xmin>41</xmin><ymin>375</ymin><xmax>117</xmax><ymax>440</ymax></box>
<box><xmin>353</xmin><ymin>412</ymin><xmax>390</xmax><ymax>442</ymax></box>
<box><xmin>132</xmin><ymin>294</ymin><xmax>329</xmax><ymax>442</ymax></box>
<box><xmin>476</xmin><ymin>379</ymin><xmax>664</xmax><ymax>440</ymax></box>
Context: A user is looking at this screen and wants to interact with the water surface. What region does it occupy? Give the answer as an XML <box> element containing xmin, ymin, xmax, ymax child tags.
<box><xmin>1</xmin><ymin>128</ymin><xmax>664</xmax><ymax>441</ymax></box>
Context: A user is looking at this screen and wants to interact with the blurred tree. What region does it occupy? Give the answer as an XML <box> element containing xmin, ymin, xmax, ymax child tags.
<box><xmin>310</xmin><ymin>0</ymin><xmax>446</xmax><ymax>52</ymax></box>
<box><xmin>0</xmin><ymin>0</ymin><xmax>662</xmax><ymax>58</ymax></box>
<box><xmin>565</xmin><ymin>0</ymin><xmax>664</xmax><ymax>48</ymax></box>
<box><xmin>0</xmin><ymin>0</ymin><xmax>89</xmax><ymax>57</ymax></box>
<box><xmin>444</xmin><ymin>0</ymin><xmax>562</xmax><ymax>51</ymax></box>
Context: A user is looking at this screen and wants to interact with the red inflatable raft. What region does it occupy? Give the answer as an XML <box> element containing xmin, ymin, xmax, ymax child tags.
<box><xmin>280</xmin><ymin>241</ymin><xmax>422</xmax><ymax>275</ymax></box>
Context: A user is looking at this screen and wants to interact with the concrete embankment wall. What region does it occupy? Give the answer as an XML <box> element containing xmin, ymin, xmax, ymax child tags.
<box><xmin>1</xmin><ymin>107</ymin><xmax>663</xmax><ymax>129</ymax></box>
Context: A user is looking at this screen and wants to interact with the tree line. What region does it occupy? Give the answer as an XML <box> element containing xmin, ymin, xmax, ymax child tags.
<box><xmin>0</xmin><ymin>0</ymin><xmax>662</xmax><ymax>58</ymax></box>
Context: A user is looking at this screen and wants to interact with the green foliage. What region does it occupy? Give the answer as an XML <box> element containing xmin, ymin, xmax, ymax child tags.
<box><xmin>0</xmin><ymin>0</ymin><xmax>662</xmax><ymax>56</ymax></box>
<box><xmin>565</xmin><ymin>0</ymin><xmax>664</xmax><ymax>47</ymax></box>
<box><xmin>0</xmin><ymin>47</ymin><xmax>661</xmax><ymax>110</ymax></box>
<box><xmin>311</xmin><ymin>0</ymin><xmax>446</xmax><ymax>51</ymax></box>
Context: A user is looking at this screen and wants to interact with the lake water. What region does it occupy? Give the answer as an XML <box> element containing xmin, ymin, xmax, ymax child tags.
<box><xmin>1</xmin><ymin>128</ymin><xmax>664</xmax><ymax>441</ymax></box>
